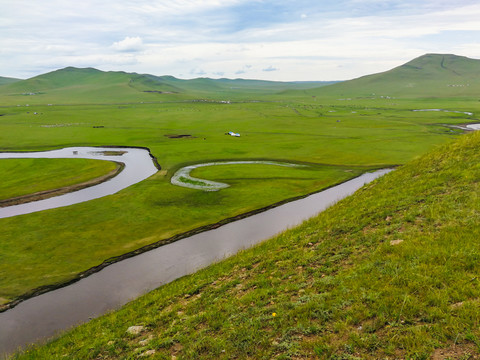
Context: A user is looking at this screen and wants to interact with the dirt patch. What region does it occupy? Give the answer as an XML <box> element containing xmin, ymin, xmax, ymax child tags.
<box><xmin>432</xmin><ymin>342</ymin><xmax>479</xmax><ymax>359</ymax></box>
<box><xmin>0</xmin><ymin>162</ymin><xmax>124</xmax><ymax>208</ymax></box>
<box><xmin>164</xmin><ymin>134</ymin><xmax>196</xmax><ymax>139</ymax></box>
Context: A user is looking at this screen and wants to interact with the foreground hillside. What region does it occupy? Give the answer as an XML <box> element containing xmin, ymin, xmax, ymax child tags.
<box><xmin>13</xmin><ymin>131</ymin><xmax>480</xmax><ymax>358</ymax></box>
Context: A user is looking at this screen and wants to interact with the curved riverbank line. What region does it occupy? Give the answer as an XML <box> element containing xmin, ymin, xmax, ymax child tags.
<box><xmin>0</xmin><ymin>169</ymin><xmax>392</xmax><ymax>356</ymax></box>
<box><xmin>0</xmin><ymin>162</ymin><xmax>124</xmax><ymax>208</ymax></box>
<box><xmin>0</xmin><ymin>147</ymin><xmax>158</xmax><ymax>219</ymax></box>
<box><xmin>171</xmin><ymin>161</ymin><xmax>307</xmax><ymax>191</ymax></box>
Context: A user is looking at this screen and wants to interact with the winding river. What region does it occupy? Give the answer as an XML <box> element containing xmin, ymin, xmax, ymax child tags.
<box><xmin>1</xmin><ymin>118</ymin><xmax>477</xmax><ymax>356</ymax></box>
<box><xmin>0</xmin><ymin>147</ymin><xmax>158</xmax><ymax>219</ymax></box>
<box><xmin>0</xmin><ymin>165</ymin><xmax>391</xmax><ymax>357</ymax></box>
<box><xmin>171</xmin><ymin>160</ymin><xmax>306</xmax><ymax>191</ymax></box>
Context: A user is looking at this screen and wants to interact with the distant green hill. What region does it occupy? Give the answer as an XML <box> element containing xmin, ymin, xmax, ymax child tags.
<box><xmin>308</xmin><ymin>54</ymin><xmax>480</xmax><ymax>98</ymax></box>
<box><xmin>0</xmin><ymin>76</ymin><xmax>21</xmax><ymax>85</ymax></box>
<box><xmin>2</xmin><ymin>54</ymin><xmax>478</xmax><ymax>104</ymax></box>
<box><xmin>0</xmin><ymin>67</ymin><xmax>333</xmax><ymax>105</ymax></box>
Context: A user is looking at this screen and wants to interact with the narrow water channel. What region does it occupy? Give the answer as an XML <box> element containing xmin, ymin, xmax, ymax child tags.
<box><xmin>0</xmin><ymin>168</ymin><xmax>391</xmax><ymax>357</ymax></box>
<box><xmin>0</xmin><ymin>147</ymin><xmax>158</xmax><ymax>219</ymax></box>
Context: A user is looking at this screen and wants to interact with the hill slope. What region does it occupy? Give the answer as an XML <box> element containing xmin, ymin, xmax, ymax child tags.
<box><xmin>2</xmin><ymin>53</ymin><xmax>479</xmax><ymax>103</ymax></box>
<box><xmin>309</xmin><ymin>53</ymin><xmax>480</xmax><ymax>98</ymax></box>
<box><xmin>14</xmin><ymin>132</ymin><xmax>480</xmax><ymax>359</ymax></box>
<box><xmin>0</xmin><ymin>76</ymin><xmax>21</xmax><ymax>85</ymax></box>
<box><xmin>0</xmin><ymin>67</ymin><xmax>332</xmax><ymax>105</ymax></box>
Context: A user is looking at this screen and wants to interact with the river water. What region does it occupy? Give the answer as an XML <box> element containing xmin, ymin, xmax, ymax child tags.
<box><xmin>0</xmin><ymin>147</ymin><xmax>158</xmax><ymax>219</ymax></box>
<box><xmin>0</xmin><ymin>168</ymin><xmax>391</xmax><ymax>357</ymax></box>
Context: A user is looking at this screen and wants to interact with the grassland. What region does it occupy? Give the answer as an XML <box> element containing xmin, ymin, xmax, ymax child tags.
<box><xmin>0</xmin><ymin>96</ymin><xmax>474</xmax><ymax>304</ymax></box>
<box><xmin>0</xmin><ymin>158</ymin><xmax>118</xmax><ymax>201</ymax></box>
<box><xmin>0</xmin><ymin>54</ymin><xmax>479</xmax><ymax>311</ymax></box>
<box><xmin>0</xmin><ymin>76</ymin><xmax>20</xmax><ymax>86</ymax></box>
<box><xmin>11</xmin><ymin>121</ymin><xmax>480</xmax><ymax>360</ymax></box>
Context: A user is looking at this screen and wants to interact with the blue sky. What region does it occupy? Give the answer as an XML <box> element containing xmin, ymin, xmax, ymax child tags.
<box><xmin>1</xmin><ymin>0</ymin><xmax>480</xmax><ymax>80</ymax></box>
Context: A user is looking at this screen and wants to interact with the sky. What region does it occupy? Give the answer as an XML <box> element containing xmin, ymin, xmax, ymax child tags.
<box><xmin>1</xmin><ymin>0</ymin><xmax>480</xmax><ymax>81</ymax></box>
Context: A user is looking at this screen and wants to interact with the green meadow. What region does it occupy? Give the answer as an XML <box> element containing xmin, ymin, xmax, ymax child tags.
<box><xmin>0</xmin><ymin>158</ymin><xmax>117</xmax><ymax>201</ymax></box>
<box><xmin>1</xmin><ymin>54</ymin><xmax>480</xmax><ymax>357</ymax></box>
<box><xmin>0</xmin><ymin>96</ymin><xmax>473</xmax><ymax>303</ymax></box>
<box><xmin>11</xmin><ymin>114</ymin><xmax>480</xmax><ymax>360</ymax></box>
<box><xmin>0</xmin><ymin>55</ymin><xmax>479</xmax><ymax>305</ymax></box>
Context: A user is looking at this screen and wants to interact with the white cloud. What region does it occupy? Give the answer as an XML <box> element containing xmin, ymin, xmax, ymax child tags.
<box><xmin>1</xmin><ymin>1</ymin><xmax>480</xmax><ymax>80</ymax></box>
<box><xmin>111</xmin><ymin>37</ymin><xmax>144</xmax><ymax>52</ymax></box>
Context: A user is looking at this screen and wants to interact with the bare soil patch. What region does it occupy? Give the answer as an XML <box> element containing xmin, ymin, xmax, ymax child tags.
<box><xmin>432</xmin><ymin>342</ymin><xmax>479</xmax><ymax>359</ymax></box>
<box><xmin>164</xmin><ymin>134</ymin><xmax>196</xmax><ymax>139</ymax></box>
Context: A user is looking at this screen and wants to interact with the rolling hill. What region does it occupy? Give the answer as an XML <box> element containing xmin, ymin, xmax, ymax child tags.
<box><xmin>0</xmin><ymin>67</ymin><xmax>333</xmax><ymax>105</ymax></box>
<box><xmin>0</xmin><ymin>76</ymin><xmax>21</xmax><ymax>85</ymax></box>
<box><xmin>1</xmin><ymin>54</ymin><xmax>478</xmax><ymax>104</ymax></box>
<box><xmin>306</xmin><ymin>53</ymin><xmax>480</xmax><ymax>98</ymax></box>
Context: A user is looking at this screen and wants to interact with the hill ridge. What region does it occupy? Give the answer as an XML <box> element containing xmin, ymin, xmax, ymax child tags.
<box><xmin>0</xmin><ymin>66</ymin><xmax>333</xmax><ymax>104</ymax></box>
<box><xmin>307</xmin><ymin>53</ymin><xmax>480</xmax><ymax>98</ymax></box>
<box><xmin>1</xmin><ymin>53</ymin><xmax>479</xmax><ymax>104</ymax></box>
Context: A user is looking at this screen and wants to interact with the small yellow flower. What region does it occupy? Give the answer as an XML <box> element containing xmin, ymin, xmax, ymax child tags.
<box><xmin>272</xmin><ymin>312</ymin><xmax>277</xmax><ymax>317</ymax></box>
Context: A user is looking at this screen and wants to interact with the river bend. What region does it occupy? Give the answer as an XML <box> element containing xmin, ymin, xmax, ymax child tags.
<box><xmin>0</xmin><ymin>147</ymin><xmax>158</xmax><ymax>219</ymax></box>
<box><xmin>0</xmin><ymin>168</ymin><xmax>391</xmax><ymax>357</ymax></box>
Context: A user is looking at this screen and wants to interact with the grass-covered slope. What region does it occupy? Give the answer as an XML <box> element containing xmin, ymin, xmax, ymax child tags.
<box><xmin>0</xmin><ymin>67</ymin><xmax>332</xmax><ymax>105</ymax></box>
<box><xmin>2</xmin><ymin>53</ymin><xmax>478</xmax><ymax>105</ymax></box>
<box><xmin>308</xmin><ymin>53</ymin><xmax>480</xmax><ymax>98</ymax></box>
<box><xmin>0</xmin><ymin>67</ymin><xmax>172</xmax><ymax>105</ymax></box>
<box><xmin>14</xmin><ymin>131</ymin><xmax>480</xmax><ymax>359</ymax></box>
<box><xmin>0</xmin><ymin>76</ymin><xmax>21</xmax><ymax>85</ymax></box>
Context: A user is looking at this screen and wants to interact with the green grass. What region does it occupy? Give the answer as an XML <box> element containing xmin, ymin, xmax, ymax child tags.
<box><xmin>0</xmin><ymin>96</ymin><xmax>476</xmax><ymax>302</ymax></box>
<box><xmin>0</xmin><ymin>54</ymin><xmax>479</xmax><ymax>306</ymax></box>
<box><xmin>12</xmin><ymin>123</ymin><xmax>480</xmax><ymax>360</ymax></box>
<box><xmin>0</xmin><ymin>67</ymin><xmax>332</xmax><ymax>105</ymax></box>
<box><xmin>0</xmin><ymin>158</ymin><xmax>118</xmax><ymax>200</ymax></box>
<box><xmin>0</xmin><ymin>76</ymin><xmax>21</xmax><ymax>86</ymax></box>
<box><xmin>0</xmin><ymin>162</ymin><xmax>368</xmax><ymax>301</ymax></box>
<box><xmin>1</xmin><ymin>54</ymin><xmax>480</xmax><ymax>357</ymax></box>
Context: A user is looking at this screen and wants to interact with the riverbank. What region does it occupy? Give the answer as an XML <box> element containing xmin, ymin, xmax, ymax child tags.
<box><xmin>0</xmin><ymin>169</ymin><xmax>390</xmax><ymax>356</ymax></box>
<box><xmin>0</xmin><ymin>162</ymin><xmax>124</xmax><ymax>207</ymax></box>
<box><xmin>0</xmin><ymin>157</ymin><xmax>120</xmax><ymax>203</ymax></box>
<box><xmin>0</xmin><ymin>146</ymin><xmax>158</xmax><ymax>219</ymax></box>
<box><xmin>9</xmin><ymin>131</ymin><xmax>480</xmax><ymax>359</ymax></box>
<box><xmin>0</xmin><ymin>97</ymin><xmax>472</xmax><ymax>309</ymax></box>
<box><xmin>0</xmin><ymin>158</ymin><xmax>377</xmax><ymax>310</ymax></box>
<box><xmin>0</xmin><ymin>166</ymin><xmax>384</xmax><ymax>314</ymax></box>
